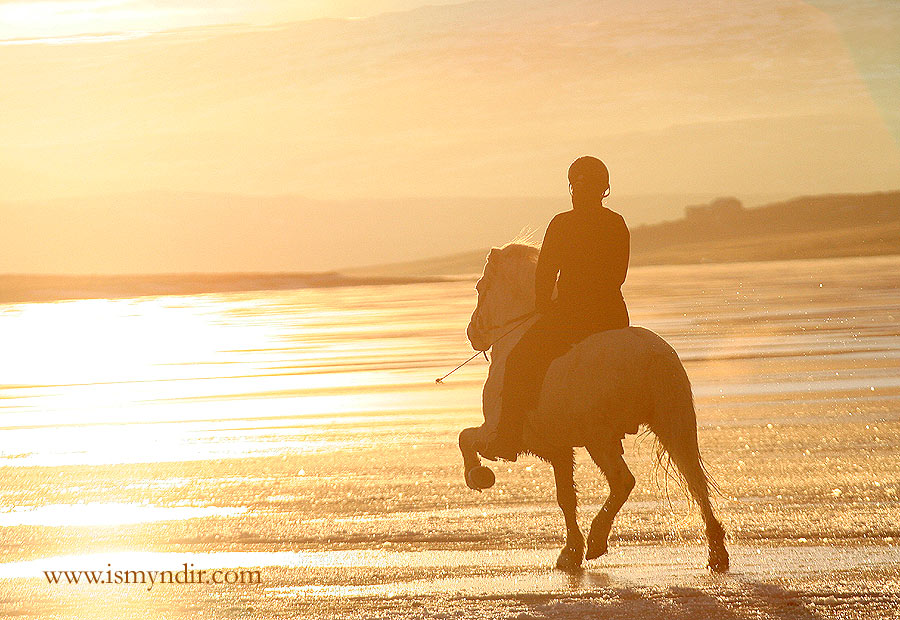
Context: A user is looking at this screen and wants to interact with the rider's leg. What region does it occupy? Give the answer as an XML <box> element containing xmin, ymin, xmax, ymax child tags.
<box><xmin>484</xmin><ymin>317</ymin><xmax>569</xmax><ymax>460</ymax></box>
<box><xmin>482</xmin><ymin>305</ymin><xmax>629</xmax><ymax>461</ymax></box>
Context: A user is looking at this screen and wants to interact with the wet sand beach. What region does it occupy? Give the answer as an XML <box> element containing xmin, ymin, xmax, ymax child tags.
<box><xmin>1</xmin><ymin>255</ymin><xmax>898</xmax><ymax>619</ymax></box>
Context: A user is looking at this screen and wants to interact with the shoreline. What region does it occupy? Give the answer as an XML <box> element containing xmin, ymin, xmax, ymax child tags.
<box><xmin>0</xmin><ymin>272</ymin><xmax>457</xmax><ymax>304</ymax></box>
<box><xmin>3</xmin><ymin>252</ymin><xmax>899</xmax><ymax>304</ymax></box>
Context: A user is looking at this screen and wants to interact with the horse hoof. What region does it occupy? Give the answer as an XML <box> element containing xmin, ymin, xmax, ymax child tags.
<box><xmin>555</xmin><ymin>545</ymin><xmax>584</xmax><ymax>571</ymax></box>
<box><xmin>585</xmin><ymin>536</ymin><xmax>608</xmax><ymax>561</ymax></box>
<box><xmin>708</xmin><ymin>546</ymin><xmax>730</xmax><ymax>573</ymax></box>
<box><xmin>465</xmin><ymin>466</ymin><xmax>495</xmax><ymax>490</ymax></box>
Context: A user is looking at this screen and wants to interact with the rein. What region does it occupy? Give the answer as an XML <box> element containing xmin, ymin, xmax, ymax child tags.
<box><xmin>434</xmin><ymin>310</ymin><xmax>536</xmax><ymax>384</ymax></box>
<box><xmin>485</xmin><ymin>310</ymin><xmax>536</xmax><ymax>332</ymax></box>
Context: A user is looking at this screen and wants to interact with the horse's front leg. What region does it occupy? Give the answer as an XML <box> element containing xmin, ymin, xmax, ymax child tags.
<box><xmin>550</xmin><ymin>449</ymin><xmax>584</xmax><ymax>570</ymax></box>
<box><xmin>459</xmin><ymin>427</ymin><xmax>495</xmax><ymax>490</ymax></box>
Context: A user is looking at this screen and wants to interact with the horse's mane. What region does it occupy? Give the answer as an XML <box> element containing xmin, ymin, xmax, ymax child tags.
<box><xmin>487</xmin><ymin>236</ymin><xmax>540</xmax><ymax>295</ymax></box>
<box><xmin>498</xmin><ymin>241</ymin><xmax>540</xmax><ymax>262</ymax></box>
<box><xmin>496</xmin><ymin>227</ymin><xmax>541</xmax><ymax>258</ymax></box>
<box><xmin>505</xmin><ymin>227</ymin><xmax>540</xmax><ymax>251</ymax></box>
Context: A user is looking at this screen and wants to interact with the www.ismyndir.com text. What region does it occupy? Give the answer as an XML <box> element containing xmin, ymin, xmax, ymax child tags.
<box><xmin>43</xmin><ymin>563</ymin><xmax>261</xmax><ymax>591</ymax></box>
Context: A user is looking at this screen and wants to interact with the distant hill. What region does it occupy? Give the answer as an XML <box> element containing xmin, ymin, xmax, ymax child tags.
<box><xmin>5</xmin><ymin>191</ymin><xmax>895</xmax><ymax>302</ymax></box>
<box><xmin>0</xmin><ymin>191</ymin><xmax>759</xmax><ymax>275</ymax></box>
<box><xmin>0</xmin><ymin>272</ymin><xmax>449</xmax><ymax>304</ymax></box>
<box><xmin>351</xmin><ymin>191</ymin><xmax>900</xmax><ymax>276</ymax></box>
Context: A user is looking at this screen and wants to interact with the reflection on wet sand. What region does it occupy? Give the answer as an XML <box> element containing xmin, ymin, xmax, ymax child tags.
<box><xmin>1</xmin><ymin>256</ymin><xmax>898</xmax><ymax>618</ymax></box>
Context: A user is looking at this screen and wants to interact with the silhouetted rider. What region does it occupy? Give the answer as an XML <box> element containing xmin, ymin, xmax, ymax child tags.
<box><xmin>481</xmin><ymin>156</ymin><xmax>630</xmax><ymax>461</ymax></box>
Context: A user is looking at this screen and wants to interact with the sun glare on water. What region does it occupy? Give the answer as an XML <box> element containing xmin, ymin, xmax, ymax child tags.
<box><xmin>0</xmin><ymin>503</ymin><xmax>247</xmax><ymax>528</ymax></box>
<box><xmin>0</xmin><ymin>295</ymin><xmax>291</xmax><ymax>464</ymax></box>
<box><xmin>0</xmin><ymin>290</ymin><xmax>423</xmax><ymax>467</ymax></box>
<box><xmin>3</xmin><ymin>297</ymin><xmax>236</xmax><ymax>387</ymax></box>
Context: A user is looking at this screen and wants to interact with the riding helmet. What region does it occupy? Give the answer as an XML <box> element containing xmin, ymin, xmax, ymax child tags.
<box><xmin>567</xmin><ymin>156</ymin><xmax>609</xmax><ymax>191</ymax></box>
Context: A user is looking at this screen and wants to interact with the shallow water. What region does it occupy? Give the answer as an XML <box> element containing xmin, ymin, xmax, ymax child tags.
<box><xmin>1</xmin><ymin>255</ymin><xmax>899</xmax><ymax>619</ymax></box>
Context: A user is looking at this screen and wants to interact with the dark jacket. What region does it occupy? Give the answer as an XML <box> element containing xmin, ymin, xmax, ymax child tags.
<box><xmin>534</xmin><ymin>206</ymin><xmax>630</xmax><ymax>329</ymax></box>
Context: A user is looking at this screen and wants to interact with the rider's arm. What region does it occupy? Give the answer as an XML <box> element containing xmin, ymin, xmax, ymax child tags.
<box><xmin>534</xmin><ymin>215</ymin><xmax>563</xmax><ymax>312</ymax></box>
<box><xmin>606</xmin><ymin>214</ymin><xmax>630</xmax><ymax>288</ymax></box>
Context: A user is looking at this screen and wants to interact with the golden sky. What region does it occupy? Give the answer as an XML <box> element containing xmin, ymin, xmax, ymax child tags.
<box><xmin>1</xmin><ymin>0</ymin><xmax>898</xmax><ymax>273</ymax></box>
<box><xmin>0</xmin><ymin>0</ymin><xmax>468</xmax><ymax>40</ymax></box>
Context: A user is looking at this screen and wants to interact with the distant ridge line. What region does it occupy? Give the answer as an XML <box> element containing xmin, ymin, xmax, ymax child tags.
<box><xmin>0</xmin><ymin>272</ymin><xmax>456</xmax><ymax>304</ymax></box>
<box><xmin>351</xmin><ymin>190</ymin><xmax>900</xmax><ymax>277</ymax></box>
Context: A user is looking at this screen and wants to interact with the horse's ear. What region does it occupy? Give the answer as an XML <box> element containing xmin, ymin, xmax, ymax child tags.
<box><xmin>488</xmin><ymin>247</ymin><xmax>500</xmax><ymax>260</ymax></box>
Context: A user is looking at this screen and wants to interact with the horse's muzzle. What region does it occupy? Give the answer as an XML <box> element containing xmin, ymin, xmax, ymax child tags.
<box><xmin>466</xmin><ymin>322</ymin><xmax>490</xmax><ymax>352</ymax></box>
<box><xmin>467</xmin><ymin>307</ymin><xmax>491</xmax><ymax>351</ymax></box>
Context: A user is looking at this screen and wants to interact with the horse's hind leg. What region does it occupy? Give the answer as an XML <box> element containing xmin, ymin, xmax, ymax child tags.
<box><xmin>549</xmin><ymin>449</ymin><xmax>584</xmax><ymax>570</ymax></box>
<box><xmin>695</xmin><ymin>484</ymin><xmax>729</xmax><ymax>572</ymax></box>
<box><xmin>585</xmin><ymin>441</ymin><xmax>635</xmax><ymax>561</ymax></box>
<box><xmin>673</xmin><ymin>451</ymin><xmax>729</xmax><ymax>572</ymax></box>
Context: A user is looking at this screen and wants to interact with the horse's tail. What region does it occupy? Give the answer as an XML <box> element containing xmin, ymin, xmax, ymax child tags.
<box><xmin>646</xmin><ymin>350</ymin><xmax>721</xmax><ymax>504</ymax></box>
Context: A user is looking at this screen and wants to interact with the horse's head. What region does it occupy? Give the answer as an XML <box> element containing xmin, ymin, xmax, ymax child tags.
<box><xmin>466</xmin><ymin>243</ymin><xmax>539</xmax><ymax>351</ymax></box>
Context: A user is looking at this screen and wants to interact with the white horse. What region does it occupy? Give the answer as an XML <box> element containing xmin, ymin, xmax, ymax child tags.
<box><xmin>458</xmin><ymin>242</ymin><xmax>729</xmax><ymax>572</ymax></box>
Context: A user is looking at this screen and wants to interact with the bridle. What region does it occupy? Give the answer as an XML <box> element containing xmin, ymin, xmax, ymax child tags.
<box><xmin>434</xmin><ymin>309</ymin><xmax>536</xmax><ymax>384</ymax></box>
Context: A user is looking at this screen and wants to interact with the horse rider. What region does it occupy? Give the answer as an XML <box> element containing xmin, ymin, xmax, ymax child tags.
<box><xmin>480</xmin><ymin>156</ymin><xmax>631</xmax><ymax>461</ymax></box>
